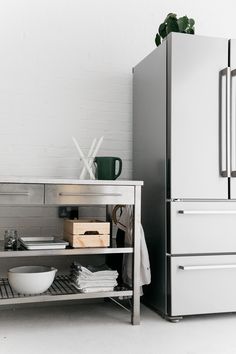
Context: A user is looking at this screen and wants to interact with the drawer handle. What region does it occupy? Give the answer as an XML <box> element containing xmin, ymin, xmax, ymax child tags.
<box><xmin>178</xmin><ymin>210</ymin><xmax>236</xmax><ymax>215</ymax></box>
<box><xmin>179</xmin><ymin>264</ymin><xmax>236</xmax><ymax>271</ymax></box>
<box><xmin>58</xmin><ymin>192</ymin><xmax>122</xmax><ymax>197</ymax></box>
<box><xmin>0</xmin><ymin>192</ymin><xmax>29</xmax><ymax>196</ymax></box>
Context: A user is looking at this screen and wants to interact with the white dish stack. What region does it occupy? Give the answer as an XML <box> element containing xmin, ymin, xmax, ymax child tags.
<box><xmin>71</xmin><ymin>262</ymin><xmax>118</xmax><ymax>293</ymax></box>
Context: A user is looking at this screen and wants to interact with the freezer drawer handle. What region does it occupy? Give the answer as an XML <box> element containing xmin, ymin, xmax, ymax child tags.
<box><xmin>178</xmin><ymin>210</ymin><xmax>236</xmax><ymax>215</ymax></box>
<box><xmin>0</xmin><ymin>192</ymin><xmax>29</xmax><ymax>196</ymax></box>
<box><xmin>179</xmin><ymin>264</ymin><xmax>236</xmax><ymax>271</ymax></box>
<box><xmin>58</xmin><ymin>192</ymin><xmax>122</xmax><ymax>197</ymax></box>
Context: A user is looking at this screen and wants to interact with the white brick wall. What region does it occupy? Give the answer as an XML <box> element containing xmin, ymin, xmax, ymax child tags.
<box><xmin>1</xmin><ymin>0</ymin><xmax>236</xmax><ymax>264</ymax></box>
<box><xmin>0</xmin><ymin>2</ymin><xmax>136</xmax><ymax>181</ymax></box>
<box><xmin>1</xmin><ymin>0</ymin><xmax>236</xmax><ymax>179</ymax></box>
<box><xmin>0</xmin><ymin>1</ymin><xmax>137</xmax><ymax>247</ymax></box>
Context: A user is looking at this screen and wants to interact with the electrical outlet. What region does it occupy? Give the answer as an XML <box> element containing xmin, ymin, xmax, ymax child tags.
<box><xmin>58</xmin><ymin>206</ymin><xmax>79</xmax><ymax>219</ymax></box>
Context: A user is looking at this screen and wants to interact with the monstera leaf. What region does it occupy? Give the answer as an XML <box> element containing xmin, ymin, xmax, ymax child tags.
<box><xmin>165</xmin><ymin>13</ymin><xmax>177</xmax><ymax>21</ymax></box>
<box><xmin>189</xmin><ymin>18</ymin><xmax>195</xmax><ymax>27</ymax></box>
<box><xmin>188</xmin><ymin>18</ymin><xmax>195</xmax><ymax>34</ymax></box>
<box><xmin>166</xmin><ymin>17</ymin><xmax>179</xmax><ymax>35</ymax></box>
<box><xmin>155</xmin><ymin>33</ymin><xmax>161</xmax><ymax>46</ymax></box>
<box><xmin>159</xmin><ymin>23</ymin><xmax>167</xmax><ymax>39</ymax></box>
<box><xmin>178</xmin><ymin>16</ymin><xmax>189</xmax><ymax>32</ymax></box>
<box><xmin>186</xmin><ymin>27</ymin><xmax>195</xmax><ymax>34</ymax></box>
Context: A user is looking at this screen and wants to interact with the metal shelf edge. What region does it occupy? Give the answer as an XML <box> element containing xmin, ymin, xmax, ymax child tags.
<box><xmin>0</xmin><ymin>247</ymin><xmax>134</xmax><ymax>257</ymax></box>
<box><xmin>0</xmin><ymin>290</ymin><xmax>133</xmax><ymax>305</ymax></box>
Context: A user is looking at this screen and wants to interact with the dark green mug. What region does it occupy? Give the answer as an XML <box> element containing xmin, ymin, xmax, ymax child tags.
<box><xmin>94</xmin><ymin>157</ymin><xmax>122</xmax><ymax>180</ymax></box>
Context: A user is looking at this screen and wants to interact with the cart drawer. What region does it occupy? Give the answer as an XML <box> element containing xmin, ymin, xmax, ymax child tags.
<box><xmin>0</xmin><ymin>184</ymin><xmax>44</xmax><ymax>205</ymax></box>
<box><xmin>45</xmin><ymin>185</ymin><xmax>134</xmax><ymax>205</ymax></box>
<box><xmin>171</xmin><ymin>255</ymin><xmax>236</xmax><ymax>316</ymax></box>
<box><xmin>171</xmin><ymin>201</ymin><xmax>236</xmax><ymax>254</ymax></box>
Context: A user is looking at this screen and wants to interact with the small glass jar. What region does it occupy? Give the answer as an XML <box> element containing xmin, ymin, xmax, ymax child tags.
<box><xmin>4</xmin><ymin>229</ymin><xmax>18</xmax><ymax>250</ymax></box>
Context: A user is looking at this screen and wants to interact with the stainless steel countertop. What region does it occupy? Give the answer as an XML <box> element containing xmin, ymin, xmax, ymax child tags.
<box><xmin>0</xmin><ymin>177</ymin><xmax>143</xmax><ymax>186</ymax></box>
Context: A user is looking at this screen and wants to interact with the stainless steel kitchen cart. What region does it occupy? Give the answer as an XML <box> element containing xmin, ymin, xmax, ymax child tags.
<box><xmin>0</xmin><ymin>178</ymin><xmax>142</xmax><ymax>325</ymax></box>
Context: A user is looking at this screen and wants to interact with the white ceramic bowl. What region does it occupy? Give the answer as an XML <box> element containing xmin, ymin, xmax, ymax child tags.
<box><xmin>8</xmin><ymin>266</ymin><xmax>57</xmax><ymax>295</ymax></box>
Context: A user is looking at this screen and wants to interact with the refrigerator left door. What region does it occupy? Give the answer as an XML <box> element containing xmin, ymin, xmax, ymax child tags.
<box><xmin>169</xmin><ymin>33</ymin><xmax>229</xmax><ymax>199</ymax></box>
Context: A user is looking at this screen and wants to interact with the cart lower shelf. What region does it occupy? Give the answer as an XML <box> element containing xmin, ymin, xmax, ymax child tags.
<box><xmin>0</xmin><ymin>275</ymin><xmax>133</xmax><ymax>306</ymax></box>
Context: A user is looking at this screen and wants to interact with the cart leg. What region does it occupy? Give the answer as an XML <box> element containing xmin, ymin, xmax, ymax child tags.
<box><xmin>132</xmin><ymin>186</ymin><xmax>141</xmax><ymax>325</ymax></box>
<box><xmin>132</xmin><ymin>295</ymin><xmax>140</xmax><ymax>325</ymax></box>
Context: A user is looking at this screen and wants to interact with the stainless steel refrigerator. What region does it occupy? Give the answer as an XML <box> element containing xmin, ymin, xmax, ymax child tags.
<box><xmin>133</xmin><ymin>33</ymin><xmax>236</xmax><ymax>321</ymax></box>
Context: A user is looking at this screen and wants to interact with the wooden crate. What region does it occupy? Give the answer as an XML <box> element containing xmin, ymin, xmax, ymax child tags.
<box><xmin>64</xmin><ymin>219</ymin><xmax>110</xmax><ymax>235</ymax></box>
<box><xmin>64</xmin><ymin>233</ymin><xmax>110</xmax><ymax>248</ymax></box>
<box><xmin>63</xmin><ymin>219</ymin><xmax>110</xmax><ymax>248</ymax></box>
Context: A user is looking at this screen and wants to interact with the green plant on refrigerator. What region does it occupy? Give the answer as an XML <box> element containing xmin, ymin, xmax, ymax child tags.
<box><xmin>155</xmin><ymin>13</ymin><xmax>195</xmax><ymax>47</ymax></box>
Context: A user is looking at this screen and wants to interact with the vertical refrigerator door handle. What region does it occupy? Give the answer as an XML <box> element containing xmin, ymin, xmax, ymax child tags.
<box><xmin>220</xmin><ymin>68</ymin><xmax>231</xmax><ymax>177</ymax></box>
<box><xmin>231</xmin><ymin>69</ymin><xmax>236</xmax><ymax>177</ymax></box>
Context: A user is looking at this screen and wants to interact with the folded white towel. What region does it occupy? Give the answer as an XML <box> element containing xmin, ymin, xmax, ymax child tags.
<box><xmin>71</xmin><ymin>263</ymin><xmax>118</xmax><ymax>293</ymax></box>
<box><xmin>72</xmin><ymin>264</ymin><xmax>118</xmax><ymax>278</ymax></box>
<box><xmin>73</xmin><ymin>271</ymin><xmax>118</xmax><ymax>280</ymax></box>
<box><xmin>72</xmin><ymin>283</ymin><xmax>115</xmax><ymax>293</ymax></box>
<box><xmin>72</xmin><ymin>279</ymin><xmax>117</xmax><ymax>287</ymax></box>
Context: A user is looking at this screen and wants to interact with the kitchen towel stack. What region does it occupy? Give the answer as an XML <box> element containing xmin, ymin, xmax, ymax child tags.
<box><xmin>71</xmin><ymin>262</ymin><xmax>118</xmax><ymax>293</ymax></box>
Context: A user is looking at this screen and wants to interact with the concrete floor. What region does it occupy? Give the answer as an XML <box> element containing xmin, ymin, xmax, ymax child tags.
<box><xmin>0</xmin><ymin>302</ymin><xmax>236</xmax><ymax>354</ymax></box>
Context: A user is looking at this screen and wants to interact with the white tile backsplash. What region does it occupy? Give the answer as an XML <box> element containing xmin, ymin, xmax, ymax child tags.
<box><xmin>1</xmin><ymin>0</ymin><xmax>236</xmax><ymax>267</ymax></box>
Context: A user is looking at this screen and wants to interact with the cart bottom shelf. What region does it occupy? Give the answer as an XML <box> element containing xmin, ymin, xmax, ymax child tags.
<box><xmin>0</xmin><ymin>275</ymin><xmax>133</xmax><ymax>305</ymax></box>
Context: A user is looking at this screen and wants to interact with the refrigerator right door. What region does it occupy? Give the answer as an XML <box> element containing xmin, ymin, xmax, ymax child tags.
<box><xmin>229</xmin><ymin>39</ymin><xmax>236</xmax><ymax>198</ymax></box>
<box><xmin>169</xmin><ymin>33</ymin><xmax>229</xmax><ymax>199</ymax></box>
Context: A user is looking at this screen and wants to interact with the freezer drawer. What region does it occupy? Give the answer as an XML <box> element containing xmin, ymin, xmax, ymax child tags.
<box><xmin>0</xmin><ymin>184</ymin><xmax>44</xmax><ymax>205</ymax></box>
<box><xmin>170</xmin><ymin>201</ymin><xmax>236</xmax><ymax>254</ymax></box>
<box><xmin>171</xmin><ymin>255</ymin><xmax>236</xmax><ymax>316</ymax></box>
<box><xmin>45</xmin><ymin>185</ymin><xmax>134</xmax><ymax>205</ymax></box>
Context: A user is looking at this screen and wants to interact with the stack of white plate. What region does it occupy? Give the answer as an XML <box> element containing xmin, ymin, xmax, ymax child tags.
<box><xmin>19</xmin><ymin>237</ymin><xmax>69</xmax><ymax>250</ymax></box>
